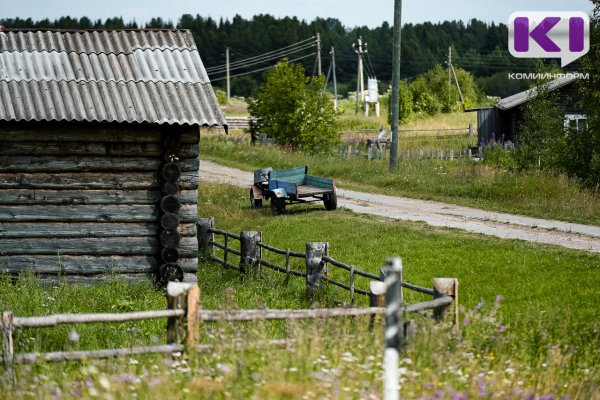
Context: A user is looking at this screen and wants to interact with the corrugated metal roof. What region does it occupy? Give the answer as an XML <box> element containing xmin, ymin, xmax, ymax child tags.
<box><xmin>495</xmin><ymin>76</ymin><xmax>577</xmax><ymax>111</ymax></box>
<box><xmin>0</xmin><ymin>29</ymin><xmax>226</xmax><ymax>127</ymax></box>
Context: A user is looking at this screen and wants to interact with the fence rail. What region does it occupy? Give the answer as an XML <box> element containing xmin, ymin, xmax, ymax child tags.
<box><xmin>198</xmin><ymin>218</ymin><xmax>456</xmax><ymax>316</ymax></box>
<box><xmin>3</xmin><ymin>262</ymin><xmax>458</xmax><ymax>400</ymax></box>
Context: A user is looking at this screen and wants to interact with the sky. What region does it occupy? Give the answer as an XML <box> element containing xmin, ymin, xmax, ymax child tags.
<box><xmin>2</xmin><ymin>0</ymin><xmax>595</xmax><ymax>28</ymax></box>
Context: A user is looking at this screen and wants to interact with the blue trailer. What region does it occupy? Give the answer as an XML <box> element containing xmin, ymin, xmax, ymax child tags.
<box><xmin>250</xmin><ymin>166</ymin><xmax>337</xmax><ymax>215</ymax></box>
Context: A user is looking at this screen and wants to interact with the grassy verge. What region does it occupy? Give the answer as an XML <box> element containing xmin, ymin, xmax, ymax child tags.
<box><xmin>1</xmin><ymin>183</ymin><xmax>599</xmax><ymax>399</ymax></box>
<box><xmin>201</xmin><ymin>137</ymin><xmax>600</xmax><ymax>225</ymax></box>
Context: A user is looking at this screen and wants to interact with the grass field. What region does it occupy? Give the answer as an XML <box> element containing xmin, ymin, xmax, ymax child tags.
<box><xmin>1</xmin><ymin>181</ymin><xmax>599</xmax><ymax>399</ymax></box>
<box><xmin>201</xmin><ymin>137</ymin><xmax>600</xmax><ymax>226</ymax></box>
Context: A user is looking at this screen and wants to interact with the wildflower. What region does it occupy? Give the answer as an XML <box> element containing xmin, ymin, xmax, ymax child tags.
<box><xmin>497</xmin><ymin>325</ymin><xmax>506</xmax><ymax>333</ymax></box>
<box><xmin>128</xmin><ymin>358</ymin><xmax>139</xmax><ymax>365</ymax></box>
<box><xmin>462</xmin><ymin>318</ymin><xmax>470</xmax><ymax>326</ymax></box>
<box><xmin>98</xmin><ymin>375</ymin><xmax>111</xmax><ymax>390</ymax></box>
<box><xmin>495</xmin><ymin>295</ymin><xmax>504</xmax><ymax>302</ymax></box>
<box><xmin>68</xmin><ymin>330</ymin><xmax>80</xmax><ymax>343</ymax></box>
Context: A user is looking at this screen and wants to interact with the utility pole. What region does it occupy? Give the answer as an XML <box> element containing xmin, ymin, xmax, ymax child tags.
<box><xmin>389</xmin><ymin>0</ymin><xmax>402</xmax><ymax>170</ymax></box>
<box><xmin>331</xmin><ymin>47</ymin><xmax>338</xmax><ymax>112</ymax></box>
<box><xmin>354</xmin><ymin>37</ymin><xmax>366</xmax><ymax>114</ymax></box>
<box><xmin>451</xmin><ymin>63</ymin><xmax>464</xmax><ymax>104</ymax></box>
<box><xmin>316</xmin><ymin>33</ymin><xmax>322</xmax><ymax>76</ymax></box>
<box><xmin>226</xmin><ymin>47</ymin><xmax>230</xmax><ymax>101</ymax></box>
<box><xmin>447</xmin><ymin>46</ymin><xmax>451</xmax><ymax>111</ymax></box>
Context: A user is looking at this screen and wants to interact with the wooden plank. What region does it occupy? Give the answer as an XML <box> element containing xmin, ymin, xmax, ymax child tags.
<box><xmin>0</xmin><ymin>189</ymin><xmax>197</xmax><ymax>205</ymax></box>
<box><xmin>14</xmin><ymin>309</ymin><xmax>185</xmax><ymax>328</ymax></box>
<box><xmin>0</xmin><ymin>255</ymin><xmax>197</xmax><ymax>274</ymax></box>
<box><xmin>0</xmin><ymin>125</ymin><xmax>199</xmax><ymax>144</ymax></box>
<box><xmin>305</xmin><ymin>175</ymin><xmax>334</xmax><ymax>189</ymax></box>
<box><xmin>0</xmin><ymin>142</ymin><xmax>199</xmax><ymax>158</ymax></box>
<box><xmin>0</xmin><ymin>157</ymin><xmax>199</xmax><ymax>173</ymax></box>
<box><xmin>0</xmin><ymin>236</ymin><xmax>198</xmax><ymax>256</ymax></box>
<box><xmin>0</xmin><ymin>171</ymin><xmax>198</xmax><ymax>190</ymax></box>
<box><xmin>0</xmin><ymin>222</ymin><xmax>196</xmax><ymax>238</ymax></box>
<box><xmin>0</xmin><ymin>204</ymin><xmax>197</xmax><ymax>222</ymax></box>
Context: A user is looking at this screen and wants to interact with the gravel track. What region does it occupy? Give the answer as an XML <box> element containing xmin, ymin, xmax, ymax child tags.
<box><xmin>200</xmin><ymin>160</ymin><xmax>600</xmax><ymax>253</ymax></box>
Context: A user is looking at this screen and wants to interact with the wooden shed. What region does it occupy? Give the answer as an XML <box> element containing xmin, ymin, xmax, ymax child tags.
<box><xmin>0</xmin><ymin>28</ymin><xmax>227</xmax><ymax>283</ymax></box>
<box><xmin>470</xmin><ymin>76</ymin><xmax>584</xmax><ymax>147</ymax></box>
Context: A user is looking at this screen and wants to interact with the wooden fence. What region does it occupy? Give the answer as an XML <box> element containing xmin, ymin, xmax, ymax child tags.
<box><xmin>196</xmin><ymin>217</ymin><xmax>458</xmax><ymax>323</ymax></box>
<box><xmin>341</xmin><ymin>145</ymin><xmax>480</xmax><ymax>162</ymax></box>
<box><xmin>2</xmin><ymin>270</ymin><xmax>456</xmax><ymax>367</ymax></box>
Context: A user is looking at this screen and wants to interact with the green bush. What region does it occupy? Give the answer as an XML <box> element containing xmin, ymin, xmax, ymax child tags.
<box><xmin>248</xmin><ymin>59</ymin><xmax>340</xmax><ymax>153</ymax></box>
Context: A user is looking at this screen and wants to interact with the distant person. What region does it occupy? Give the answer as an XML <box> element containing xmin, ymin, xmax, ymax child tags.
<box><xmin>376</xmin><ymin>126</ymin><xmax>387</xmax><ymax>150</ymax></box>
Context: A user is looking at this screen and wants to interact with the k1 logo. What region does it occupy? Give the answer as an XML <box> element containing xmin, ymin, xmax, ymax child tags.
<box><xmin>508</xmin><ymin>11</ymin><xmax>589</xmax><ymax>67</ymax></box>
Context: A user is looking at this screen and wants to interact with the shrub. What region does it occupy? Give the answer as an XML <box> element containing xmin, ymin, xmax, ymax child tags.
<box><xmin>248</xmin><ymin>59</ymin><xmax>339</xmax><ymax>153</ymax></box>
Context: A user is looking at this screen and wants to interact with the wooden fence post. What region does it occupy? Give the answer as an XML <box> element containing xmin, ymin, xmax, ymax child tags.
<box><xmin>305</xmin><ymin>242</ymin><xmax>328</xmax><ymax>297</ymax></box>
<box><xmin>2</xmin><ymin>312</ymin><xmax>14</xmax><ymax>372</ymax></box>
<box><xmin>469</xmin><ymin>123</ymin><xmax>474</xmax><ymax>137</ymax></box>
<box><xmin>383</xmin><ymin>257</ymin><xmax>403</xmax><ymax>400</ymax></box>
<box><xmin>432</xmin><ymin>278</ymin><xmax>459</xmax><ymax>325</ymax></box>
<box><xmin>197</xmin><ymin>218</ymin><xmax>214</xmax><ymax>257</ymax></box>
<box><xmin>239</xmin><ymin>231</ymin><xmax>261</xmax><ymax>274</ymax></box>
<box><xmin>166</xmin><ymin>283</ymin><xmax>199</xmax><ymax>348</ymax></box>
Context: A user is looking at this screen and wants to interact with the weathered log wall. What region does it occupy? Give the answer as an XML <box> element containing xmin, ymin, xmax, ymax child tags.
<box><xmin>0</xmin><ymin>122</ymin><xmax>199</xmax><ymax>280</ymax></box>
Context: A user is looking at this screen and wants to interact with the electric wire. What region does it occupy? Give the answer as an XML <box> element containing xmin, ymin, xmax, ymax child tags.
<box><xmin>205</xmin><ymin>37</ymin><xmax>315</xmax><ymax>72</ymax></box>
<box><xmin>206</xmin><ymin>42</ymin><xmax>316</xmax><ymax>74</ymax></box>
<box><xmin>209</xmin><ymin>52</ymin><xmax>317</xmax><ymax>82</ymax></box>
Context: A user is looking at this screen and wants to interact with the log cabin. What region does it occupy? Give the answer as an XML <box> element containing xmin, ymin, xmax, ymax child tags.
<box><xmin>0</xmin><ymin>28</ymin><xmax>227</xmax><ymax>283</ymax></box>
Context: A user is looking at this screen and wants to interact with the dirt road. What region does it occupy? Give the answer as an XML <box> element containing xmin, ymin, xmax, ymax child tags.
<box><xmin>200</xmin><ymin>160</ymin><xmax>600</xmax><ymax>253</ymax></box>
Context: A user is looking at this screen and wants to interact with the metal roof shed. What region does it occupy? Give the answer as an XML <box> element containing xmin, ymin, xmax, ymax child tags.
<box><xmin>0</xmin><ymin>28</ymin><xmax>227</xmax><ymax>283</ymax></box>
<box><xmin>470</xmin><ymin>76</ymin><xmax>582</xmax><ymax>147</ymax></box>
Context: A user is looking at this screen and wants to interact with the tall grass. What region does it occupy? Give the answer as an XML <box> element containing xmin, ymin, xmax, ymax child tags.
<box><xmin>1</xmin><ymin>183</ymin><xmax>599</xmax><ymax>398</ymax></box>
<box><xmin>201</xmin><ymin>138</ymin><xmax>600</xmax><ymax>225</ymax></box>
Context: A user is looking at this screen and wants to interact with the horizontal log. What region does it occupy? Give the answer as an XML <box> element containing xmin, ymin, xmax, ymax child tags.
<box><xmin>258</xmin><ymin>242</ymin><xmax>305</xmax><ymax>258</ymax></box>
<box><xmin>0</xmin><ymin>125</ymin><xmax>199</xmax><ymax>144</ymax></box>
<box><xmin>0</xmin><ymin>204</ymin><xmax>197</xmax><ymax>222</ymax></box>
<box><xmin>0</xmin><ymin>255</ymin><xmax>198</xmax><ymax>274</ymax></box>
<box><xmin>0</xmin><ymin>142</ymin><xmax>198</xmax><ymax>158</ymax></box>
<box><xmin>14</xmin><ymin>309</ymin><xmax>184</xmax><ymax>328</ymax></box>
<box><xmin>0</xmin><ymin>222</ymin><xmax>196</xmax><ymax>238</ymax></box>
<box><xmin>405</xmin><ymin>296</ymin><xmax>453</xmax><ymax>313</ymax></box>
<box><xmin>320</xmin><ymin>275</ymin><xmax>370</xmax><ymax>296</ymax></box>
<box><xmin>29</xmin><ymin>272</ymin><xmax>197</xmax><ymax>286</ymax></box>
<box><xmin>199</xmin><ymin>307</ymin><xmax>385</xmax><ymax>322</ymax></box>
<box><xmin>0</xmin><ymin>236</ymin><xmax>197</xmax><ymax>256</ymax></box>
<box><xmin>0</xmin><ymin>189</ymin><xmax>197</xmax><ymax>205</ymax></box>
<box><xmin>259</xmin><ymin>259</ymin><xmax>306</xmax><ymax>277</ymax></box>
<box><xmin>15</xmin><ymin>344</ymin><xmax>185</xmax><ymax>364</ymax></box>
<box><xmin>0</xmin><ymin>157</ymin><xmax>199</xmax><ymax>173</ymax></box>
<box><xmin>0</xmin><ymin>171</ymin><xmax>198</xmax><ymax>190</ymax></box>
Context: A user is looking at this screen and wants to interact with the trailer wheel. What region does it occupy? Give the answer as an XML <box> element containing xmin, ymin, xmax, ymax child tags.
<box><xmin>324</xmin><ymin>193</ymin><xmax>337</xmax><ymax>210</ymax></box>
<box><xmin>271</xmin><ymin>198</ymin><xmax>286</xmax><ymax>215</ymax></box>
<box><xmin>250</xmin><ymin>187</ymin><xmax>262</xmax><ymax>208</ymax></box>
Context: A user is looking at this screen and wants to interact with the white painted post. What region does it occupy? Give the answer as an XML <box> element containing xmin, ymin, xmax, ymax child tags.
<box><xmin>450</xmin><ymin>150</ymin><xmax>454</xmax><ymax>161</ymax></box>
<box><xmin>383</xmin><ymin>257</ymin><xmax>403</xmax><ymax>400</ymax></box>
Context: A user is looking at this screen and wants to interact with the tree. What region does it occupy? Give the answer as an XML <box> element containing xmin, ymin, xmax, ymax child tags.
<box><xmin>577</xmin><ymin>0</ymin><xmax>600</xmax><ymax>188</ymax></box>
<box><xmin>409</xmin><ymin>64</ymin><xmax>484</xmax><ymax>115</ymax></box>
<box><xmin>248</xmin><ymin>60</ymin><xmax>339</xmax><ymax>153</ymax></box>
<box><xmin>513</xmin><ymin>82</ymin><xmax>566</xmax><ymax>171</ymax></box>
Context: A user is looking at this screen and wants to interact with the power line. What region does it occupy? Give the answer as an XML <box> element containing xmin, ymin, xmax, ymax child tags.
<box><xmin>206</xmin><ymin>42</ymin><xmax>316</xmax><ymax>74</ymax></box>
<box><xmin>205</xmin><ymin>37</ymin><xmax>315</xmax><ymax>72</ymax></box>
<box><xmin>209</xmin><ymin>52</ymin><xmax>317</xmax><ymax>82</ymax></box>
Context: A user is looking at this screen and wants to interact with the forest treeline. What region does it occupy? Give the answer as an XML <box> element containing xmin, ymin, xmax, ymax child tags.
<box><xmin>1</xmin><ymin>14</ymin><xmax>570</xmax><ymax>97</ymax></box>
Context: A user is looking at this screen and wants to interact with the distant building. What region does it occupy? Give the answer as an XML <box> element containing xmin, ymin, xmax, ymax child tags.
<box><xmin>0</xmin><ymin>28</ymin><xmax>227</xmax><ymax>283</ymax></box>
<box><xmin>468</xmin><ymin>76</ymin><xmax>585</xmax><ymax>147</ymax></box>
